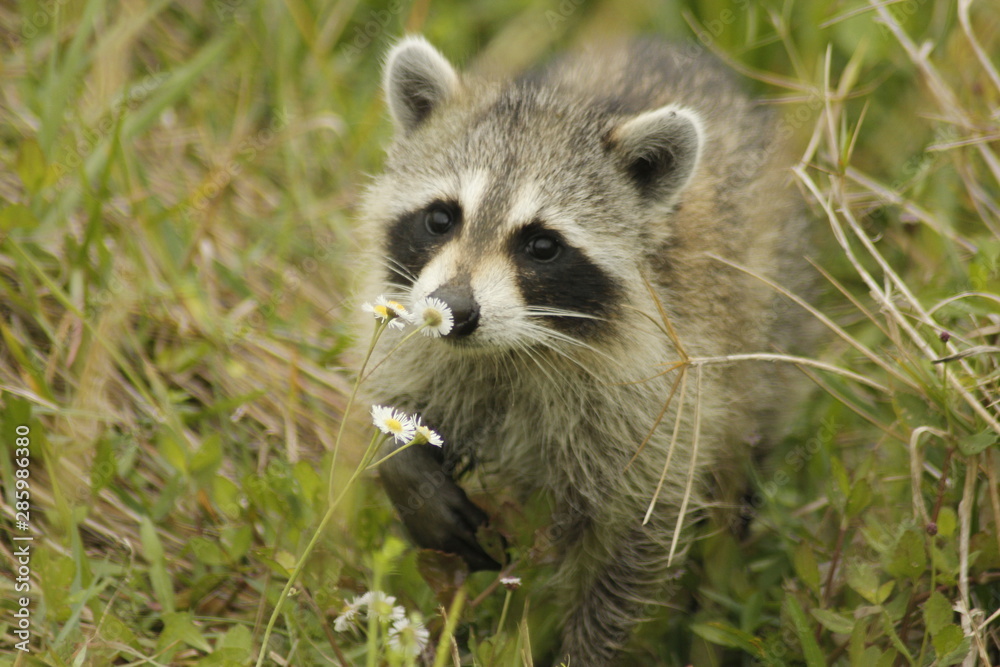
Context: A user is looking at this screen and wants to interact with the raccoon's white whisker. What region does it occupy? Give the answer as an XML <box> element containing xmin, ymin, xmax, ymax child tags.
<box><xmin>523</xmin><ymin>330</ymin><xmax>605</xmax><ymax>384</ymax></box>
<box><xmin>529</xmin><ymin>326</ymin><xmax>614</xmax><ymax>364</ymax></box>
<box><xmin>524</xmin><ymin>307</ymin><xmax>605</xmax><ymax>321</ymax></box>
<box><xmin>517</xmin><ymin>343</ymin><xmax>565</xmax><ymax>392</ymax></box>
<box><xmin>377</xmin><ymin>255</ymin><xmax>420</xmax><ymax>284</ymax></box>
<box><xmin>506</xmin><ymin>333</ymin><xmax>592</xmax><ymax>406</ymax></box>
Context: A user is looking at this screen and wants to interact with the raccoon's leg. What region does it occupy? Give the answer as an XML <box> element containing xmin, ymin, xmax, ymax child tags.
<box><xmin>556</xmin><ymin>526</ymin><xmax>665</xmax><ymax>667</ymax></box>
<box><xmin>379</xmin><ymin>442</ymin><xmax>501</xmax><ymax>571</ymax></box>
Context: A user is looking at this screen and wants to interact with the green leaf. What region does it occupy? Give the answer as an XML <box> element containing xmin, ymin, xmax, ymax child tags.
<box><xmin>847</xmin><ymin>562</ymin><xmax>884</xmax><ymax>604</ymax></box>
<box><xmin>159</xmin><ymin>611</ymin><xmax>211</xmax><ymax>653</ymax></box>
<box><xmin>936</xmin><ymin>506</ymin><xmax>957</xmax><ymax>538</ymax></box>
<box><xmin>195</xmin><ymin>648</ymin><xmax>251</xmax><ymax>666</ymax></box>
<box><xmin>886</xmin><ymin>530</ymin><xmax>926</xmax><ymax>579</ymax></box>
<box><xmin>0</xmin><ymin>204</ymin><xmax>39</xmax><ymax>232</ymax></box>
<box><xmin>924</xmin><ymin>591</ymin><xmax>954</xmax><ymax>635</ymax></box>
<box><xmin>958</xmin><ymin>429</ymin><xmax>997</xmax><ymax>456</ymax></box>
<box><xmin>34</xmin><ymin>547</ymin><xmax>76</xmax><ymax>623</ymax></box>
<box><xmin>875</xmin><ymin>580</ymin><xmax>896</xmax><ymax>605</ymax></box>
<box><xmin>876</xmin><ymin>649</ymin><xmax>899</xmax><ymax>667</ymax></box>
<box><xmin>189</xmin><ymin>537</ymin><xmax>228</xmax><ymax>566</ymax></box>
<box><xmin>213</xmin><ymin>474</ymin><xmax>242</xmax><ymax>520</ymax></box>
<box><xmin>880</xmin><ymin>610</ymin><xmax>913</xmax><ymax>663</ymax></box>
<box><xmin>157</xmin><ymin>431</ymin><xmax>188</xmax><ymax>473</ymax></box>
<box><xmin>811</xmin><ymin>608</ymin><xmax>855</xmax><ymax>635</ymax></box>
<box><xmin>846</xmin><ymin>478</ymin><xmax>872</xmax><ymax>518</ymax></box>
<box><xmin>16</xmin><ymin>138</ymin><xmax>47</xmax><ymax>192</ymax></box>
<box><xmin>690</xmin><ymin>622</ymin><xmax>765</xmax><ymax>656</ymax></box>
<box><xmin>786</xmin><ymin>597</ymin><xmax>826</xmax><ymax>667</ymax></box>
<box><xmin>91</xmin><ymin>436</ymin><xmax>116</xmax><ymax>494</ymax></box>
<box><xmin>848</xmin><ymin>615</ymin><xmax>868</xmax><ymax>664</ymax></box>
<box><xmin>793</xmin><ymin>543</ymin><xmax>822</xmax><ymax>596</ymax></box>
<box><xmin>221</xmin><ymin>525</ymin><xmax>252</xmax><ymax>562</ymax></box>
<box><xmin>829</xmin><ymin>457</ymin><xmax>850</xmax><ymax>511</ymax></box>
<box><xmin>190</xmin><ymin>434</ymin><xmax>222</xmax><ymax>483</ymax></box>
<box><xmin>218</xmin><ymin>623</ymin><xmax>253</xmax><ymax>651</ymax></box>
<box><xmin>1</xmin><ymin>394</ymin><xmax>32</xmax><ymax>430</ymax></box>
<box><xmin>932</xmin><ymin>624</ymin><xmax>967</xmax><ymax>663</ymax></box>
<box><xmin>293</xmin><ymin>460</ymin><xmax>322</xmax><ymax>503</ymax></box>
<box><xmin>140</xmin><ymin>516</ymin><xmax>174</xmax><ymax>613</ymax></box>
<box><xmin>894</xmin><ymin>393</ymin><xmax>937</xmax><ymax>429</ymax></box>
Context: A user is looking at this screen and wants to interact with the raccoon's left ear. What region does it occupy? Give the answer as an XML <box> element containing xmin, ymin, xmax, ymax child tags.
<box><xmin>383</xmin><ymin>36</ymin><xmax>459</xmax><ymax>135</ymax></box>
<box><xmin>609</xmin><ymin>104</ymin><xmax>704</xmax><ymax>204</ymax></box>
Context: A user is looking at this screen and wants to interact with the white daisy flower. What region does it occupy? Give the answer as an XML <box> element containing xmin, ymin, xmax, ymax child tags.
<box><xmin>371</xmin><ymin>405</ymin><xmax>417</xmax><ymax>444</ymax></box>
<box><xmin>500</xmin><ymin>576</ymin><xmax>522</xmax><ymax>590</ymax></box>
<box><xmin>362</xmin><ymin>295</ymin><xmax>409</xmax><ymax>329</ymax></box>
<box><xmin>411</xmin><ymin>296</ymin><xmax>454</xmax><ymax>337</ymax></box>
<box><xmin>333</xmin><ymin>594</ymin><xmax>367</xmax><ymax>632</ymax></box>
<box><xmin>364</xmin><ymin>591</ymin><xmax>399</xmax><ymax>622</ymax></box>
<box><xmin>388</xmin><ymin>616</ymin><xmax>430</xmax><ymax>657</ymax></box>
<box><xmin>412</xmin><ymin>420</ymin><xmax>444</xmax><ymax>448</ymax></box>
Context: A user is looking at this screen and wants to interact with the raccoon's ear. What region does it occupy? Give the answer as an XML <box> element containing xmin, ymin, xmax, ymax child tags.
<box><xmin>610</xmin><ymin>104</ymin><xmax>704</xmax><ymax>203</ymax></box>
<box><xmin>383</xmin><ymin>36</ymin><xmax>459</xmax><ymax>135</ymax></box>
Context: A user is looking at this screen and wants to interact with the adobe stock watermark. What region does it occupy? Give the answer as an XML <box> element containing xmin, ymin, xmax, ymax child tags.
<box><xmin>5</xmin><ymin>0</ymin><xmax>72</xmax><ymax>49</ymax></box>
<box><xmin>731</xmin><ymin>415</ymin><xmax>838</xmax><ymax>529</ymax></box>
<box><xmin>51</xmin><ymin>69</ymin><xmax>168</xmax><ymax>184</ymax></box>
<box><xmin>340</xmin><ymin>1</ymin><xmax>408</xmax><ymax>63</ymax></box>
<box><xmin>182</xmin><ymin>108</ymin><xmax>291</xmax><ymax>218</ymax></box>
<box><xmin>10</xmin><ymin>423</ymin><xmax>35</xmax><ymax>652</ymax></box>
<box><xmin>225</xmin><ymin>227</ymin><xmax>340</xmax><ymax>346</ymax></box>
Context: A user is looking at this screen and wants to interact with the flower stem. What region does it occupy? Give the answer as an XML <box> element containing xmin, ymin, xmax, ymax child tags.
<box><xmin>255</xmin><ymin>320</ymin><xmax>387</xmax><ymax>667</ymax></box>
<box><xmin>496</xmin><ymin>589</ymin><xmax>513</xmax><ymax>634</ymax></box>
<box><xmin>361</xmin><ymin>323</ymin><xmax>429</xmax><ymax>383</ymax></box>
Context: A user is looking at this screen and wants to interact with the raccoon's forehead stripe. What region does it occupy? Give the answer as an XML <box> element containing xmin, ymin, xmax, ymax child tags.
<box><xmin>459</xmin><ymin>169</ymin><xmax>490</xmax><ymax>222</ymax></box>
<box><xmin>379</xmin><ymin>170</ymin><xmax>491</xmax><ymax>224</ymax></box>
<box><xmin>502</xmin><ymin>182</ymin><xmax>607</xmax><ymax>259</ymax></box>
<box><xmin>380</xmin><ymin>177</ymin><xmax>459</xmax><ymax>219</ymax></box>
<box><xmin>505</xmin><ymin>181</ymin><xmax>543</xmax><ymax>231</ymax></box>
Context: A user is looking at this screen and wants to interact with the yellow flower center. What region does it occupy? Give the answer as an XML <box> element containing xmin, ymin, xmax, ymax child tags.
<box><xmin>423</xmin><ymin>308</ymin><xmax>442</xmax><ymax>327</ymax></box>
<box><xmin>374</xmin><ymin>305</ymin><xmax>391</xmax><ymax>319</ymax></box>
<box><xmin>386</xmin><ymin>418</ymin><xmax>402</xmax><ymax>432</ymax></box>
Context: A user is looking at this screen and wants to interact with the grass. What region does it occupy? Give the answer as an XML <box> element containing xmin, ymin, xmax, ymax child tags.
<box><xmin>0</xmin><ymin>0</ymin><xmax>998</xmax><ymax>665</ymax></box>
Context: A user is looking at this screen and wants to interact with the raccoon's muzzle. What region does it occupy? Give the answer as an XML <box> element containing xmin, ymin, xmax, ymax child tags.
<box><xmin>429</xmin><ymin>281</ymin><xmax>480</xmax><ymax>337</ymax></box>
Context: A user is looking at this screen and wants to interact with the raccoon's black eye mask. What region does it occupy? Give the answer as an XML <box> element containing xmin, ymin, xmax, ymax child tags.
<box><xmin>384</xmin><ymin>199</ymin><xmax>462</xmax><ymax>286</ymax></box>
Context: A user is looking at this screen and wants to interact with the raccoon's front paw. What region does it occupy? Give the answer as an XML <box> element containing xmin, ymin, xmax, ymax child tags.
<box><xmin>380</xmin><ymin>446</ymin><xmax>502</xmax><ymax>571</ymax></box>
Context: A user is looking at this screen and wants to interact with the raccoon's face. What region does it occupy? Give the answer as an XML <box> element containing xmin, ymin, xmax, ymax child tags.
<box><xmin>368</xmin><ymin>37</ymin><xmax>704</xmax><ymax>353</ymax></box>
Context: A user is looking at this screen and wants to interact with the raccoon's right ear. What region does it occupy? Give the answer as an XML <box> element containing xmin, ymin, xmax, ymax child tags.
<box><xmin>609</xmin><ymin>104</ymin><xmax>704</xmax><ymax>204</ymax></box>
<box><xmin>383</xmin><ymin>36</ymin><xmax>459</xmax><ymax>135</ymax></box>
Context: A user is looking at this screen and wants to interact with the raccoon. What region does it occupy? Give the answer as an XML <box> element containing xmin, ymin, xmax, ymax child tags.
<box><xmin>357</xmin><ymin>36</ymin><xmax>814</xmax><ymax>665</ymax></box>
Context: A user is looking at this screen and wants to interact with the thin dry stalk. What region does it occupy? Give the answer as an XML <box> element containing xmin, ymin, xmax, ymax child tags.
<box><xmin>686</xmin><ymin>353</ymin><xmax>889</xmax><ymax>393</ymax></box>
<box><xmin>643</xmin><ymin>367</ymin><xmax>688</xmax><ymax>526</ymax></box>
<box><xmin>707</xmin><ymin>252</ymin><xmax>919</xmax><ymax>392</ymax></box>
<box><xmin>907</xmin><ymin>426</ymin><xmax>949</xmax><ymax>526</ymax></box>
<box><xmin>667</xmin><ymin>365</ymin><xmax>702</xmax><ymax>567</ymax></box>
<box><xmin>871</xmin><ymin>0</ymin><xmax>1000</xmax><ymax>188</ymax></box>
<box><xmin>796</xmin><ymin>167</ymin><xmax>1000</xmax><ymax>434</ymax></box>
<box><xmin>957</xmin><ymin>0</ymin><xmax>1000</xmax><ymax>98</ymax></box>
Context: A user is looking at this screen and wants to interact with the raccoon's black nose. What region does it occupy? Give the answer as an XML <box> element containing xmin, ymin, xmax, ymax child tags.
<box><xmin>429</xmin><ymin>284</ymin><xmax>480</xmax><ymax>337</ymax></box>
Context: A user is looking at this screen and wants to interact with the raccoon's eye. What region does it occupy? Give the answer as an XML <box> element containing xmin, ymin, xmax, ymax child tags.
<box><xmin>423</xmin><ymin>204</ymin><xmax>456</xmax><ymax>236</ymax></box>
<box><xmin>524</xmin><ymin>234</ymin><xmax>561</xmax><ymax>262</ymax></box>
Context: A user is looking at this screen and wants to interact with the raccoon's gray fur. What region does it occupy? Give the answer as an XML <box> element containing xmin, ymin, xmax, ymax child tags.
<box><xmin>357</xmin><ymin>36</ymin><xmax>814</xmax><ymax>666</ymax></box>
